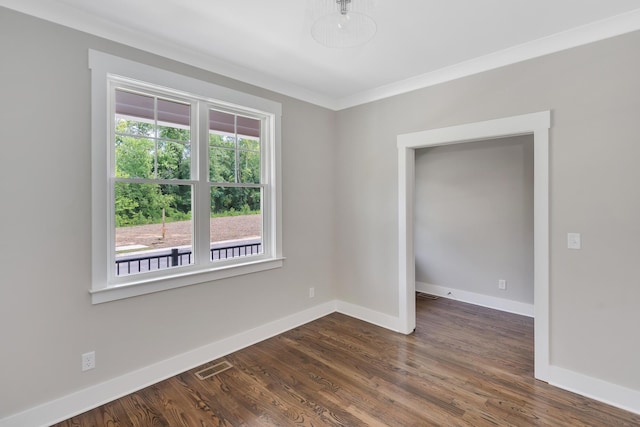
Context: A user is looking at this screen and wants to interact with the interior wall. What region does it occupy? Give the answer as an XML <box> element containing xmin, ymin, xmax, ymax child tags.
<box><xmin>414</xmin><ymin>135</ymin><xmax>534</xmax><ymax>304</ymax></box>
<box><xmin>2</xmin><ymin>4</ymin><xmax>640</xmax><ymax>419</ymax></box>
<box><xmin>0</xmin><ymin>7</ymin><xmax>336</xmax><ymax>418</ymax></box>
<box><xmin>335</xmin><ymin>30</ymin><xmax>640</xmax><ymax>392</ymax></box>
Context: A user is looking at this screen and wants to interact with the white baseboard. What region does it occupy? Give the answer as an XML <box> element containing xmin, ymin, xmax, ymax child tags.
<box><xmin>5</xmin><ymin>298</ymin><xmax>638</xmax><ymax>426</ymax></box>
<box><xmin>335</xmin><ymin>300</ymin><xmax>401</xmax><ymax>332</ymax></box>
<box><xmin>416</xmin><ymin>281</ymin><xmax>534</xmax><ymax>317</ymax></box>
<box><xmin>549</xmin><ymin>366</ymin><xmax>640</xmax><ymax>416</ymax></box>
<box><xmin>0</xmin><ymin>301</ymin><xmax>337</xmax><ymax>427</ymax></box>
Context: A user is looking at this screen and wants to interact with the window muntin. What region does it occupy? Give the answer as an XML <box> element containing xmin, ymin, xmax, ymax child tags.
<box><xmin>208</xmin><ymin>110</ymin><xmax>261</xmax><ymax>184</ymax></box>
<box><xmin>112</xmin><ymin>87</ymin><xmax>195</xmax><ymax>279</ymax></box>
<box><xmin>111</xmin><ymin>82</ymin><xmax>266</xmax><ymax>281</ymax></box>
<box><xmin>90</xmin><ymin>50</ymin><xmax>282</xmax><ymax>303</ymax></box>
<box><xmin>109</xmin><ymin>84</ymin><xmax>272</xmax><ymax>280</ymax></box>
<box><xmin>114</xmin><ymin>89</ymin><xmax>192</xmax><ymax>181</ymax></box>
<box><xmin>208</xmin><ymin>109</ymin><xmax>264</xmax><ymax>260</ymax></box>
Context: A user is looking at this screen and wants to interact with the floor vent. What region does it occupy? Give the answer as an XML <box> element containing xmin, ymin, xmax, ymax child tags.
<box><xmin>195</xmin><ymin>361</ymin><xmax>233</xmax><ymax>380</ymax></box>
<box><xmin>417</xmin><ymin>292</ymin><xmax>440</xmax><ymax>300</ymax></box>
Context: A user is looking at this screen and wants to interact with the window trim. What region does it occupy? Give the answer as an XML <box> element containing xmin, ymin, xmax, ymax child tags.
<box><xmin>89</xmin><ymin>50</ymin><xmax>283</xmax><ymax>304</ymax></box>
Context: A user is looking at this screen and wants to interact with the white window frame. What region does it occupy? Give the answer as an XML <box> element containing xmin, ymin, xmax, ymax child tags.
<box><xmin>89</xmin><ymin>50</ymin><xmax>283</xmax><ymax>304</ymax></box>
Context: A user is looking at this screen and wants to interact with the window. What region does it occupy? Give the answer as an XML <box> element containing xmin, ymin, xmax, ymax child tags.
<box><xmin>90</xmin><ymin>50</ymin><xmax>282</xmax><ymax>304</ymax></box>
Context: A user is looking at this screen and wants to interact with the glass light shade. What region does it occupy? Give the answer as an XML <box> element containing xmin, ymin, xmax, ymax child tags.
<box><xmin>311</xmin><ymin>10</ymin><xmax>376</xmax><ymax>48</ymax></box>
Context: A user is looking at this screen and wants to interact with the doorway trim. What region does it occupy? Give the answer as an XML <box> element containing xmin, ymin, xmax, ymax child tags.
<box><xmin>397</xmin><ymin>111</ymin><xmax>550</xmax><ymax>381</ymax></box>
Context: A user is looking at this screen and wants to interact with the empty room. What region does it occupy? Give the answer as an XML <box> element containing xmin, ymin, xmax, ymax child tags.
<box><xmin>1</xmin><ymin>1</ymin><xmax>640</xmax><ymax>426</ymax></box>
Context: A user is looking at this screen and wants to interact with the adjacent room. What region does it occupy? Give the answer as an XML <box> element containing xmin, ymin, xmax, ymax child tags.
<box><xmin>414</xmin><ymin>135</ymin><xmax>535</xmax><ymax>316</ymax></box>
<box><xmin>1</xmin><ymin>1</ymin><xmax>639</xmax><ymax>426</ymax></box>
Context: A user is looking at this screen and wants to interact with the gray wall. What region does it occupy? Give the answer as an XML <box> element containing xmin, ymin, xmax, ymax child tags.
<box><xmin>414</xmin><ymin>135</ymin><xmax>534</xmax><ymax>304</ymax></box>
<box><xmin>0</xmin><ymin>8</ymin><xmax>336</xmax><ymax>417</ymax></box>
<box><xmin>2</xmin><ymin>4</ymin><xmax>640</xmax><ymax>419</ymax></box>
<box><xmin>335</xmin><ymin>31</ymin><xmax>640</xmax><ymax>391</ymax></box>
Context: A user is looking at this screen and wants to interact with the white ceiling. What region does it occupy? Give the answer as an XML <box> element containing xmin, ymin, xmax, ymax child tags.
<box><xmin>2</xmin><ymin>0</ymin><xmax>640</xmax><ymax>110</ymax></box>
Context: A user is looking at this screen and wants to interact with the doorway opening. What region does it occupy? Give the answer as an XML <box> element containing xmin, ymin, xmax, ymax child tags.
<box><xmin>414</xmin><ymin>135</ymin><xmax>534</xmax><ymax>316</ymax></box>
<box><xmin>397</xmin><ymin>111</ymin><xmax>550</xmax><ymax>381</ymax></box>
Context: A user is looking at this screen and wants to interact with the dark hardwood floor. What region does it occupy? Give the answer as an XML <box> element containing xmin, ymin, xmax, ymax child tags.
<box><xmin>54</xmin><ymin>296</ymin><xmax>640</xmax><ymax>426</ymax></box>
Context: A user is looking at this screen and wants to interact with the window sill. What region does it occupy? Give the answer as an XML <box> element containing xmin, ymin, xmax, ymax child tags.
<box><xmin>90</xmin><ymin>257</ymin><xmax>285</xmax><ymax>304</ymax></box>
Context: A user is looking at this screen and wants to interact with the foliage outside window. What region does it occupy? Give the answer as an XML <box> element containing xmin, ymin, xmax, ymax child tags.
<box><xmin>89</xmin><ymin>50</ymin><xmax>282</xmax><ymax>303</ymax></box>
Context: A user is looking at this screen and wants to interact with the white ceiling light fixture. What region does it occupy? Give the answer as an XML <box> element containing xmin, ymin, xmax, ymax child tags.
<box><xmin>311</xmin><ymin>0</ymin><xmax>377</xmax><ymax>48</ymax></box>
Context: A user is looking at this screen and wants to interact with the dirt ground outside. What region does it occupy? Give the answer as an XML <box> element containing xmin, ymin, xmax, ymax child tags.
<box><xmin>116</xmin><ymin>214</ymin><xmax>261</xmax><ymax>250</ymax></box>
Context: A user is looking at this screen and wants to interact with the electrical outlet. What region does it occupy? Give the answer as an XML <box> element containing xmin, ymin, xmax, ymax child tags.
<box><xmin>567</xmin><ymin>232</ymin><xmax>581</xmax><ymax>249</ymax></box>
<box><xmin>309</xmin><ymin>287</ymin><xmax>315</xmax><ymax>298</ymax></box>
<box><xmin>82</xmin><ymin>351</ymin><xmax>96</xmax><ymax>371</ymax></box>
<box><xmin>498</xmin><ymin>280</ymin><xmax>507</xmax><ymax>290</ymax></box>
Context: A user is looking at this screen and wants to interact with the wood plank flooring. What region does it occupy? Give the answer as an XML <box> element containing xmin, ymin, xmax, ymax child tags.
<box><xmin>54</xmin><ymin>297</ymin><xmax>640</xmax><ymax>426</ymax></box>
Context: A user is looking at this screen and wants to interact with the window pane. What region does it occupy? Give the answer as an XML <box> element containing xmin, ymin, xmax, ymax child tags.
<box><xmin>209</xmin><ymin>133</ymin><xmax>235</xmax><ymax>148</ymax></box>
<box><xmin>115</xmin><ymin>117</ymin><xmax>154</xmax><ymax>137</ymax></box>
<box><xmin>157</xmin><ymin>140</ymin><xmax>191</xmax><ymax>180</ymax></box>
<box><xmin>115</xmin><ymin>90</ymin><xmax>154</xmax><ymax>122</ymax></box>
<box><xmin>237</xmin><ymin>116</ymin><xmax>260</xmax><ymax>139</ymax></box>
<box><xmin>238</xmin><ymin>136</ymin><xmax>260</xmax><ymax>151</ymax></box>
<box><xmin>115</xmin><ymin>183</ymin><xmax>193</xmax><ymax>276</ymax></box>
<box><xmin>115</xmin><ymin>136</ymin><xmax>154</xmax><ymax>179</ymax></box>
<box><xmin>239</xmin><ymin>149</ymin><xmax>260</xmax><ymax>184</ymax></box>
<box><xmin>209</xmin><ymin>146</ymin><xmax>236</xmax><ymax>183</ymax></box>
<box><xmin>210</xmin><ymin>187</ymin><xmax>262</xmax><ymax>261</ymax></box>
<box><xmin>210</xmin><ymin>110</ymin><xmax>235</xmax><ymax>135</ymax></box>
<box><xmin>158</xmin><ymin>98</ymin><xmax>190</xmax><ymax>142</ymax></box>
<box><xmin>158</xmin><ymin>125</ymin><xmax>190</xmax><ymax>142</ymax></box>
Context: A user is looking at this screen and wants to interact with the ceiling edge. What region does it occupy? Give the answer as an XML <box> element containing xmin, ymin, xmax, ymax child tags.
<box><xmin>334</xmin><ymin>8</ymin><xmax>640</xmax><ymax>110</ymax></box>
<box><xmin>0</xmin><ymin>1</ymin><xmax>339</xmax><ymax>110</ymax></box>
<box><xmin>2</xmin><ymin>2</ymin><xmax>640</xmax><ymax>112</ymax></box>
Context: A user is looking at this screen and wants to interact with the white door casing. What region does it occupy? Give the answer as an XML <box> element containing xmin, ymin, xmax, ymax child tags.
<box><xmin>397</xmin><ymin>111</ymin><xmax>550</xmax><ymax>381</ymax></box>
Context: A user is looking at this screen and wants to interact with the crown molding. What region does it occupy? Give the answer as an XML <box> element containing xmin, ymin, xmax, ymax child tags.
<box><xmin>335</xmin><ymin>8</ymin><xmax>640</xmax><ymax>110</ymax></box>
<box><xmin>1</xmin><ymin>2</ymin><xmax>640</xmax><ymax>111</ymax></box>
<box><xmin>0</xmin><ymin>0</ymin><xmax>338</xmax><ymax>109</ymax></box>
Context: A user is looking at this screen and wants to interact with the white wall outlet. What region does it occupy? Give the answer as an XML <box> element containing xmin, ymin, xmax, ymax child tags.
<box><xmin>82</xmin><ymin>351</ymin><xmax>95</xmax><ymax>371</ymax></box>
<box><xmin>498</xmin><ymin>279</ymin><xmax>507</xmax><ymax>290</ymax></box>
<box><xmin>567</xmin><ymin>232</ymin><xmax>581</xmax><ymax>249</ymax></box>
<box><xmin>309</xmin><ymin>287</ymin><xmax>315</xmax><ymax>298</ymax></box>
